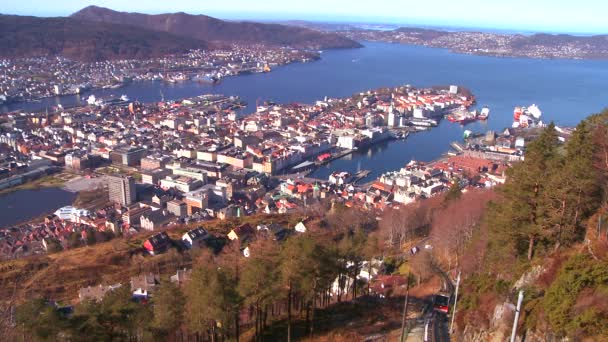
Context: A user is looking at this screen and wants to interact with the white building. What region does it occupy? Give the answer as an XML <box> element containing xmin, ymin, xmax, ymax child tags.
<box><xmin>413</xmin><ymin>107</ymin><xmax>426</xmax><ymax>119</ymax></box>
<box><xmin>53</xmin><ymin>206</ymin><xmax>90</xmax><ymax>221</ymax></box>
<box><xmin>337</xmin><ymin>135</ymin><xmax>356</xmax><ymax>150</ymax></box>
<box><xmin>295</xmin><ymin>222</ymin><xmax>307</xmax><ymax>233</ymax></box>
<box><xmin>182</xmin><ymin>227</ymin><xmax>209</xmax><ymax>249</ymax></box>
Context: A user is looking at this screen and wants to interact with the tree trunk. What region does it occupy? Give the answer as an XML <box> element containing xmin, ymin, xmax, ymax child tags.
<box><xmin>263</xmin><ymin>305</ymin><xmax>268</xmax><ymax>329</ymax></box>
<box><xmin>310</xmin><ymin>288</ymin><xmax>317</xmax><ymax>339</ymax></box>
<box><xmin>352</xmin><ymin>263</ymin><xmax>358</xmax><ymax>300</ymax></box>
<box><xmin>527</xmin><ymin>235</ymin><xmax>535</xmax><ymax>261</ymax></box>
<box><xmin>254</xmin><ymin>303</ymin><xmax>259</xmax><ymax>342</ymax></box>
<box><xmin>234</xmin><ymin>309</ymin><xmax>240</xmax><ymax>342</ymax></box>
<box><xmin>287</xmin><ymin>283</ymin><xmax>292</xmax><ymax>342</ymax></box>
<box><xmin>337</xmin><ymin>273</ymin><xmax>342</xmax><ymax>302</ymax></box>
<box><xmin>257</xmin><ymin>305</ymin><xmax>263</xmax><ymax>341</ymax></box>
<box><xmin>304</xmin><ymin>301</ymin><xmax>310</xmax><ymax>335</ymax></box>
<box><xmin>368</xmin><ymin>259</ymin><xmax>373</xmax><ymax>295</ymax></box>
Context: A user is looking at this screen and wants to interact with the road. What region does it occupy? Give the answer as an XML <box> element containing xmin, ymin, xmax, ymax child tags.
<box><xmin>62</xmin><ymin>175</ymin><xmax>109</xmax><ymax>192</ymax></box>
<box><xmin>428</xmin><ymin>312</ymin><xmax>451</xmax><ymax>342</ymax></box>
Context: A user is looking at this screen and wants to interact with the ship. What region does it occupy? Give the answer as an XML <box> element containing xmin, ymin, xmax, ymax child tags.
<box><xmin>410</xmin><ymin>118</ymin><xmax>438</xmax><ymax>127</ymax></box>
<box><xmin>513</xmin><ymin>104</ymin><xmax>543</xmax><ymax>128</ymax></box>
<box><xmin>192</xmin><ymin>74</ymin><xmax>219</xmax><ymax>84</ymax></box>
<box><xmin>478</xmin><ymin>106</ymin><xmax>490</xmax><ymax>120</ymax></box>
<box><xmin>446</xmin><ymin>107</ymin><xmax>477</xmax><ymax>124</ymax></box>
<box><xmin>446</xmin><ymin>105</ymin><xmax>490</xmax><ymax>124</ymax></box>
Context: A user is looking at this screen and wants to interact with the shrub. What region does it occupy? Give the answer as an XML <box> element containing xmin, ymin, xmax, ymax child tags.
<box><xmin>543</xmin><ymin>254</ymin><xmax>608</xmax><ymax>337</ymax></box>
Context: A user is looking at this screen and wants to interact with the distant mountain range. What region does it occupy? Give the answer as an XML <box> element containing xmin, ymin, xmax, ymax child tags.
<box><xmin>0</xmin><ymin>6</ymin><xmax>361</xmax><ymax>62</ymax></box>
<box><xmin>0</xmin><ymin>14</ymin><xmax>207</xmax><ymax>61</ymax></box>
<box><xmin>339</xmin><ymin>26</ymin><xmax>608</xmax><ymax>59</ymax></box>
<box><xmin>71</xmin><ymin>6</ymin><xmax>361</xmax><ymax>50</ymax></box>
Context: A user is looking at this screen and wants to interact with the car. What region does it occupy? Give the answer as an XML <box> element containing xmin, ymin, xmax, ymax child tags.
<box><xmin>433</xmin><ymin>294</ymin><xmax>450</xmax><ymax>314</ymax></box>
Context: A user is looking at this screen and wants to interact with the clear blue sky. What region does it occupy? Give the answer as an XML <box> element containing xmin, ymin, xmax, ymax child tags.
<box><xmin>2</xmin><ymin>0</ymin><xmax>607</xmax><ymax>34</ymax></box>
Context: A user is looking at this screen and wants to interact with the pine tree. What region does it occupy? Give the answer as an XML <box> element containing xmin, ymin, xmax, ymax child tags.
<box><xmin>445</xmin><ymin>180</ymin><xmax>462</xmax><ymax>203</ymax></box>
<box><xmin>185</xmin><ymin>261</ymin><xmax>236</xmax><ymax>341</ymax></box>
<box><xmin>545</xmin><ymin>120</ymin><xmax>600</xmax><ymax>248</ymax></box>
<box><xmin>152</xmin><ymin>279</ymin><xmax>185</xmax><ymax>338</ymax></box>
<box><xmin>238</xmin><ymin>239</ymin><xmax>280</xmax><ymax>341</ymax></box>
<box><xmin>491</xmin><ymin>123</ymin><xmax>561</xmax><ymax>260</ymax></box>
<box><xmin>15</xmin><ymin>298</ymin><xmax>64</xmax><ymax>341</ymax></box>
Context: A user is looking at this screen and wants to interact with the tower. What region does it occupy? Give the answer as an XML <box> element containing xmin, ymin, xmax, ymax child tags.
<box><xmin>108</xmin><ymin>175</ymin><xmax>136</xmax><ymax>206</ymax></box>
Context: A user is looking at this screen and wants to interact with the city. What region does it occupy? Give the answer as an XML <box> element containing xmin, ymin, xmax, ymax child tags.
<box><xmin>0</xmin><ymin>1</ymin><xmax>607</xmax><ymax>341</ymax></box>
<box><xmin>0</xmin><ymin>47</ymin><xmax>319</xmax><ymax>104</ymax></box>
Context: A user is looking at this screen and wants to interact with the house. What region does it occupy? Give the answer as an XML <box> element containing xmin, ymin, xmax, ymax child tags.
<box><xmin>130</xmin><ymin>273</ymin><xmax>160</xmax><ymax>299</ymax></box>
<box><xmin>78</xmin><ymin>283</ymin><xmax>122</xmax><ymax>302</ymax></box>
<box><xmin>143</xmin><ymin>232</ymin><xmax>170</xmax><ymax>255</ymax></box>
<box><xmin>257</xmin><ymin>223</ymin><xmax>293</xmax><ymax>242</ymax></box>
<box><xmin>227</xmin><ymin>223</ymin><xmax>255</xmax><ymax>241</ymax></box>
<box><xmin>294</xmin><ymin>222</ymin><xmax>307</xmax><ymax>233</ymax></box>
<box><xmin>370</xmin><ymin>275</ymin><xmax>408</xmax><ymax>298</ymax></box>
<box><xmin>170</xmin><ymin>268</ymin><xmax>192</xmax><ymax>284</ymax></box>
<box><xmin>182</xmin><ymin>227</ymin><xmax>209</xmax><ymax>249</ymax></box>
<box><xmin>140</xmin><ymin>210</ymin><xmax>173</xmax><ymax>231</ymax></box>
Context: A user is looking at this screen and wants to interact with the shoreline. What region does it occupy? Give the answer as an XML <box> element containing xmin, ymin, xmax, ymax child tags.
<box><xmin>0</xmin><ymin>55</ymin><xmax>321</xmax><ymax>111</ymax></box>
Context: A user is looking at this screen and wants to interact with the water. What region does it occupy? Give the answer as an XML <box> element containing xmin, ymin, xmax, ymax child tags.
<box><xmin>0</xmin><ymin>188</ymin><xmax>76</xmax><ymax>227</ymax></box>
<box><xmin>4</xmin><ymin>41</ymin><xmax>608</xmax><ymax>181</ymax></box>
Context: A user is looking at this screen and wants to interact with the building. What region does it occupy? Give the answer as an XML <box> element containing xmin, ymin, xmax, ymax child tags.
<box><xmin>122</xmin><ymin>205</ymin><xmax>151</xmax><ymax>226</ymax></box>
<box><xmin>143</xmin><ymin>232</ymin><xmax>170</xmax><ymax>255</ymax></box>
<box><xmin>160</xmin><ymin>175</ymin><xmax>202</xmax><ymax>193</ymax></box>
<box><xmin>108</xmin><ymin>175</ymin><xmax>136</xmax><ymax>206</ymax></box>
<box><xmin>53</xmin><ymin>206</ymin><xmax>90</xmax><ymax>221</ymax></box>
<box><xmin>78</xmin><ymin>283</ymin><xmax>122</xmax><ymax>302</ymax></box>
<box><xmin>141</xmin><ymin>169</ymin><xmax>171</xmax><ymax>185</ymax></box>
<box><xmin>170</xmin><ymin>268</ymin><xmax>192</xmax><ymax>284</ymax></box>
<box><xmin>184</xmin><ymin>188</ymin><xmax>211</xmax><ymax>215</ymax></box>
<box><xmin>130</xmin><ymin>273</ymin><xmax>160</xmax><ymax>299</ymax></box>
<box><xmin>172</xmin><ymin>166</ymin><xmax>208</xmax><ymax>182</ymax></box>
<box><xmin>140</xmin><ymin>210</ymin><xmax>172</xmax><ymax>231</ymax></box>
<box><xmin>140</xmin><ymin>155</ymin><xmax>171</xmax><ymax>171</ymax></box>
<box><xmin>167</xmin><ymin>200</ymin><xmax>187</xmax><ymax>218</ymax></box>
<box><xmin>227</xmin><ymin>223</ymin><xmax>255</xmax><ymax>241</ymax></box>
<box><xmin>110</xmin><ymin>146</ymin><xmax>147</xmax><ymax>167</ymax></box>
<box><xmin>182</xmin><ymin>227</ymin><xmax>209</xmax><ymax>249</ymax></box>
<box><xmin>65</xmin><ymin>152</ymin><xmax>103</xmax><ymax>170</ymax></box>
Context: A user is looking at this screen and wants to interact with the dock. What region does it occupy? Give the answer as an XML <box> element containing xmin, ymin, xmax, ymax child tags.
<box><xmin>351</xmin><ymin>170</ymin><xmax>371</xmax><ymax>184</ymax></box>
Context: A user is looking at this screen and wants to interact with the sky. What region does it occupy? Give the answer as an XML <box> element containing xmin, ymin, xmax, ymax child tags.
<box><xmin>1</xmin><ymin>0</ymin><xmax>607</xmax><ymax>34</ymax></box>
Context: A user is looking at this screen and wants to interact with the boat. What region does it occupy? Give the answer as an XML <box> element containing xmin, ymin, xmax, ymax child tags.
<box><xmin>193</xmin><ymin>75</ymin><xmax>214</xmax><ymax>83</ymax></box>
<box><xmin>446</xmin><ymin>106</ymin><xmax>479</xmax><ymax>124</ymax></box>
<box><xmin>478</xmin><ymin>106</ymin><xmax>490</xmax><ymax>120</ymax></box>
<box><xmin>410</xmin><ymin>118</ymin><xmax>438</xmax><ymax>127</ymax></box>
<box><xmin>512</xmin><ymin>104</ymin><xmax>543</xmax><ymax>128</ymax></box>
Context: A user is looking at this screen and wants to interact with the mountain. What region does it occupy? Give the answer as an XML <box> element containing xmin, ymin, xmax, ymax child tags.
<box><xmin>71</xmin><ymin>6</ymin><xmax>362</xmax><ymax>50</ymax></box>
<box><xmin>0</xmin><ymin>15</ymin><xmax>208</xmax><ymax>61</ymax></box>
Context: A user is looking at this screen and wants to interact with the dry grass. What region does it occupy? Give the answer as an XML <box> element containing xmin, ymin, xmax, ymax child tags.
<box><xmin>0</xmin><ymin>214</ymin><xmax>301</xmax><ymax>305</ymax></box>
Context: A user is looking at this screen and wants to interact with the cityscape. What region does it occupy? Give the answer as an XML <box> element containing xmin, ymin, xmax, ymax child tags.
<box><xmin>0</xmin><ymin>1</ymin><xmax>607</xmax><ymax>341</ymax></box>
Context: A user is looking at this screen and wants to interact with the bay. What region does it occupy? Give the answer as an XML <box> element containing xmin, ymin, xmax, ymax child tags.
<box><xmin>0</xmin><ymin>188</ymin><xmax>76</xmax><ymax>227</ymax></box>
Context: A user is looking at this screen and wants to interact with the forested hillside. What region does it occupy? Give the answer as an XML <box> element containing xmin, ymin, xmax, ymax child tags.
<box><xmin>451</xmin><ymin>110</ymin><xmax>608</xmax><ymax>340</ymax></box>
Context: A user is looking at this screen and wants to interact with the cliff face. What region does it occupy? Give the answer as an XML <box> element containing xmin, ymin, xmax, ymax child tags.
<box><xmin>71</xmin><ymin>6</ymin><xmax>362</xmax><ymax>50</ymax></box>
<box><xmin>0</xmin><ymin>15</ymin><xmax>208</xmax><ymax>61</ymax></box>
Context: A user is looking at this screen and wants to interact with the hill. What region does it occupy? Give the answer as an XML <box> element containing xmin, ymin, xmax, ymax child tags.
<box><xmin>71</xmin><ymin>6</ymin><xmax>362</xmax><ymax>50</ymax></box>
<box><xmin>0</xmin><ymin>15</ymin><xmax>208</xmax><ymax>61</ymax></box>
<box><xmin>341</xmin><ymin>27</ymin><xmax>608</xmax><ymax>59</ymax></box>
